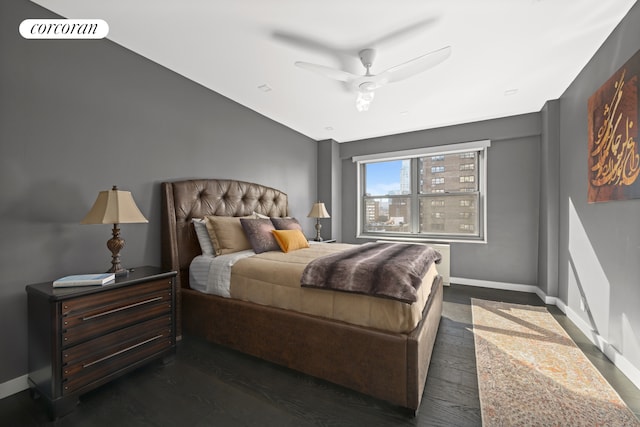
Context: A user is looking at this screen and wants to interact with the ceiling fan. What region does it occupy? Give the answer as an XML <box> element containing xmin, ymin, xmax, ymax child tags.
<box><xmin>295</xmin><ymin>45</ymin><xmax>451</xmax><ymax>112</ymax></box>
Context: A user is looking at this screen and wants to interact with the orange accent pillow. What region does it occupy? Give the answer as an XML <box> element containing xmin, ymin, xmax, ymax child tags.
<box><xmin>272</xmin><ymin>229</ymin><xmax>310</xmax><ymax>253</ymax></box>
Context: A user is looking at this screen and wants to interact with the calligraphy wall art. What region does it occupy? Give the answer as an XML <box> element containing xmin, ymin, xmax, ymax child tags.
<box><xmin>587</xmin><ymin>49</ymin><xmax>640</xmax><ymax>203</ymax></box>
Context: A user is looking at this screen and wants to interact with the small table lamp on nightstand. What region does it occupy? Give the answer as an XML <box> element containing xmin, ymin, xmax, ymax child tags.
<box><xmin>81</xmin><ymin>185</ymin><xmax>148</xmax><ymax>276</ymax></box>
<box><xmin>307</xmin><ymin>202</ymin><xmax>330</xmax><ymax>242</ymax></box>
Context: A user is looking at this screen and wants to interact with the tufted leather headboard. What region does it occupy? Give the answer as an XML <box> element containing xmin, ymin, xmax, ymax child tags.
<box><xmin>161</xmin><ymin>179</ymin><xmax>288</xmax><ymax>290</ymax></box>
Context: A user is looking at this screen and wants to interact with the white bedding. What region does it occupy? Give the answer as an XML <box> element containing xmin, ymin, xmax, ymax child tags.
<box><xmin>189</xmin><ymin>250</ymin><xmax>255</xmax><ymax>297</ymax></box>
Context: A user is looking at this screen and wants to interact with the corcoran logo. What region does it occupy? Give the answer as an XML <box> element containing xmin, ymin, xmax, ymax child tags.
<box><xmin>19</xmin><ymin>19</ymin><xmax>109</xmax><ymax>39</ymax></box>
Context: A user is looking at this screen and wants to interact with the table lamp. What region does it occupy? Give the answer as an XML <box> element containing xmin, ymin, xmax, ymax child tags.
<box><xmin>81</xmin><ymin>185</ymin><xmax>148</xmax><ymax>276</ymax></box>
<box><xmin>307</xmin><ymin>202</ymin><xmax>330</xmax><ymax>241</ymax></box>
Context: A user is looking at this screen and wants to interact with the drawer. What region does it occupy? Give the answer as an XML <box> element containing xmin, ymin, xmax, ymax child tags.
<box><xmin>62</xmin><ymin>316</ymin><xmax>173</xmax><ymax>395</ymax></box>
<box><xmin>61</xmin><ymin>280</ymin><xmax>172</xmax><ymax>346</ymax></box>
<box><xmin>61</xmin><ymin>279</ymin><xmax>172</xmax><ymax>318</ymax></box>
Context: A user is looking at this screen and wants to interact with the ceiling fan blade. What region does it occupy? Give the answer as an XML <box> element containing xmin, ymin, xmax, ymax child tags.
<box><xmin>379</xmin><ymin>46</ymin><xmax>452</xmax><ymax>83</ymax></box>
<box><xmin>366</xmin><ymin>17</ymin><xmax>440</xmax><ymax>48</ymax></box>
<box><xmin>273</xmin><ymin>31</ymin><xmax>338</xmax><ymax>56</ymax></box>
<box><xmin>295</xmin><ymin>61</ymin><xmax>359</xmax><ymax>83</ymax></box>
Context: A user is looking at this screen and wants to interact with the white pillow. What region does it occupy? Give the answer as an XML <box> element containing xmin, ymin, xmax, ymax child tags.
<box><xmin>192</xmin><ymin>218</ymin><xmax>215</xmax><ymax>256</ymax></box>
<box><xmin>253</xmin><ymin>211</ymin><xmax>269</xmax><ymax>219</ymax></box>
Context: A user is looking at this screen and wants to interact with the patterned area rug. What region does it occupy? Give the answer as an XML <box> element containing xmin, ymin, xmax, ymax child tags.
<box><xmin>471</xmin><ymin>299</ymin><xmax>640</xmax><ymax>426</ymax></box>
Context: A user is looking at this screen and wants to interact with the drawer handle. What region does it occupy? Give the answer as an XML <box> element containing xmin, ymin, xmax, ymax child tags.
<box><xmin>82</xmin><ymin>296</ymin><xmax>164</xmax><ymax>321</ymax></box>
<box><xmin>82</xmin><ymin>334</ymin><xmax>164</xmax><ymax>368</ymax></box>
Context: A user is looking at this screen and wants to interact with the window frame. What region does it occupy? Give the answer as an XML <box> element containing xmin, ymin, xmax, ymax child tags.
<box><xmin>354</xmin><ymin>140</ymin><xmax>490</xmax><ymax>243</ymax></box>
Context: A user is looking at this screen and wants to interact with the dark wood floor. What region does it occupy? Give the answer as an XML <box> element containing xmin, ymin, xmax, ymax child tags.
<box><xmin>3</xmin><ymin>284</ymin><xmax>640</xmax><ymax>426</ymax></box>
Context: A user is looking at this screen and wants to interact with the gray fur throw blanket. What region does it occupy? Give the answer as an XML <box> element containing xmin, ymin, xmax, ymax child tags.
<box><xmin>301</xmin><ymin>242</ymin><xmax>441</xmax><ymax>303</ymax></box>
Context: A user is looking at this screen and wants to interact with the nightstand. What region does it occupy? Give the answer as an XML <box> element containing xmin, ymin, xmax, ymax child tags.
<box><xmin>26</xmin><ymin>266</ymin><xmax>177</xmax><ymax>419</ymax></box>
<box><xmin>308</xmin><ymin>239</ymin><xmax>337</xmax><ymax>244</ymax></box>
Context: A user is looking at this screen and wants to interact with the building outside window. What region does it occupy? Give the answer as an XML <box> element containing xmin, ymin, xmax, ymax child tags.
<box><xmin>354</xmin><ymin>140</ymin><xmax>490</xmax><ymax>242</ymax></box>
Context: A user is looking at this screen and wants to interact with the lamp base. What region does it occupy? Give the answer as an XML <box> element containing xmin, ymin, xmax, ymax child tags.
<box><xmin>314</xmin><ymin>220</ymin><xmax>323</xmax><ymax>242</ymax></box>
<box><xmin>107</xmin><ymin>224</ymin><xmax>129</xmax><ymax>277</ymax></box>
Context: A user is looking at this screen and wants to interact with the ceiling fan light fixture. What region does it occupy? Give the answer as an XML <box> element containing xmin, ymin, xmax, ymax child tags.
<box><xmin>356</xmin><ymin>82</ymin><xmax>377</xmax><ymax>112</ymax></box>
<box><xmin>356</xmin><ymin>89</ymin><xmax>375</xmax><ymax>112</ymax></box>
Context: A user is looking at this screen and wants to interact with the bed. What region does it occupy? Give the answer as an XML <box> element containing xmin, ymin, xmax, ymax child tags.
<box><xmin>160</xmin><ymin>178</ymin><xmax>443</xmax><ymax>412</ymax></box>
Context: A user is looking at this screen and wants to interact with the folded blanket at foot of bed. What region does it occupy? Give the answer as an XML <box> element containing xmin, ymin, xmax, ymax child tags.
<box><xmin>300</xmin><ymin>242</ymin><xmax>442</xmax><ymax>303</ymax></box>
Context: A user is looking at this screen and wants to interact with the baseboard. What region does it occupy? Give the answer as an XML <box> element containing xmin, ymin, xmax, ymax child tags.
<box><xmin>0</xmin><ymin>374</ymin><xmax>28</xmax><ymax>400</ymax></box>
<box><xmin>450</xmin><ymin>276</ymin><xmax>553</xmax><ymax>303</ymax></box>
<box><xmin>452</xmin><ymin>276</ymin><xmax>640</xmax><ymax>391</ymax></box>
<box><xmin>559</xmin><ymin>302</ymin><xmax>640</xmax><ymax>390</ymax></box>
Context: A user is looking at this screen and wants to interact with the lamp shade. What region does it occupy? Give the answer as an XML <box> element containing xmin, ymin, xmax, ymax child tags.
<box><xmin>81</xmin><ymin>186</ymin><xmax>148</xmax><ymax>225</ymax></box>
<box><xmin>307</xmin><ymin>202</ymin><xmax>330</xmax><ymax>219</ymax></box>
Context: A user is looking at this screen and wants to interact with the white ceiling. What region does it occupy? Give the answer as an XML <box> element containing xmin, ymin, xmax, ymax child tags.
<box><xmin>31</xmin><ymin>0</ymin><xmax>637</xmax><ymax>143</ymax></box>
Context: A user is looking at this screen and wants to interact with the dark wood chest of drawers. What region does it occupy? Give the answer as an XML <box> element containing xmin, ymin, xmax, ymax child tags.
<box><xmin>26</xmin><ymin>267</ymin><xmax>177</xmax><ymax>419</ymax></box>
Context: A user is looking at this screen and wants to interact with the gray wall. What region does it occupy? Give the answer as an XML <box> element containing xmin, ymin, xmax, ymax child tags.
<box><xmin>538</xmin><ymin>100</ymin><xmax>561</xmax><ymax>297</ymax></box>
<box><xmin>0</xmin><ymin>0</ymin><xmax>317</xmax><ymax>384</ymax></box>
<box><xmin>338</xmin><ymin>114</ymin><xmax>542</xmax><ymax>286</ymax></box>
<box><xmin>317</xmin><ymin>139</ymin><xmax>342</xmax><ymax>240</ymax></box>
<box><xmin>557</xmin><ymin>3</ymin><xmax>640</xmax><ymax>371</ymax></box>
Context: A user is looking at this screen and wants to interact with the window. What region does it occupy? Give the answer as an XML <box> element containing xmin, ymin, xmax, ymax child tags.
<box><xmin>354</xmin><ymin>140</ymin><xmax>490</xmax><ymax>242</ymax></box>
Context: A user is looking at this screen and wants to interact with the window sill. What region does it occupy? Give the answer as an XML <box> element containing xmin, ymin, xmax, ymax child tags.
<box><xmin>356</xmin><ymin>233</ymin><xmax>487</xmax><ymax>245</ymax></box>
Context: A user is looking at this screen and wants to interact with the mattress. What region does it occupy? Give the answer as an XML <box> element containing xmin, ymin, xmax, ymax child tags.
<box><xmin>230</xmin><ymin>243</ymin><xmax>438</xmax><ymax>334</ymax></box>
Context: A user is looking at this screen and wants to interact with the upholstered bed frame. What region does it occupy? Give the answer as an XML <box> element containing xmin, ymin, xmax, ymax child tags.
<box><xmin>160</xmin><ymin>178</ymin><xmax>443</xmax><ymax>412</ymax></box>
